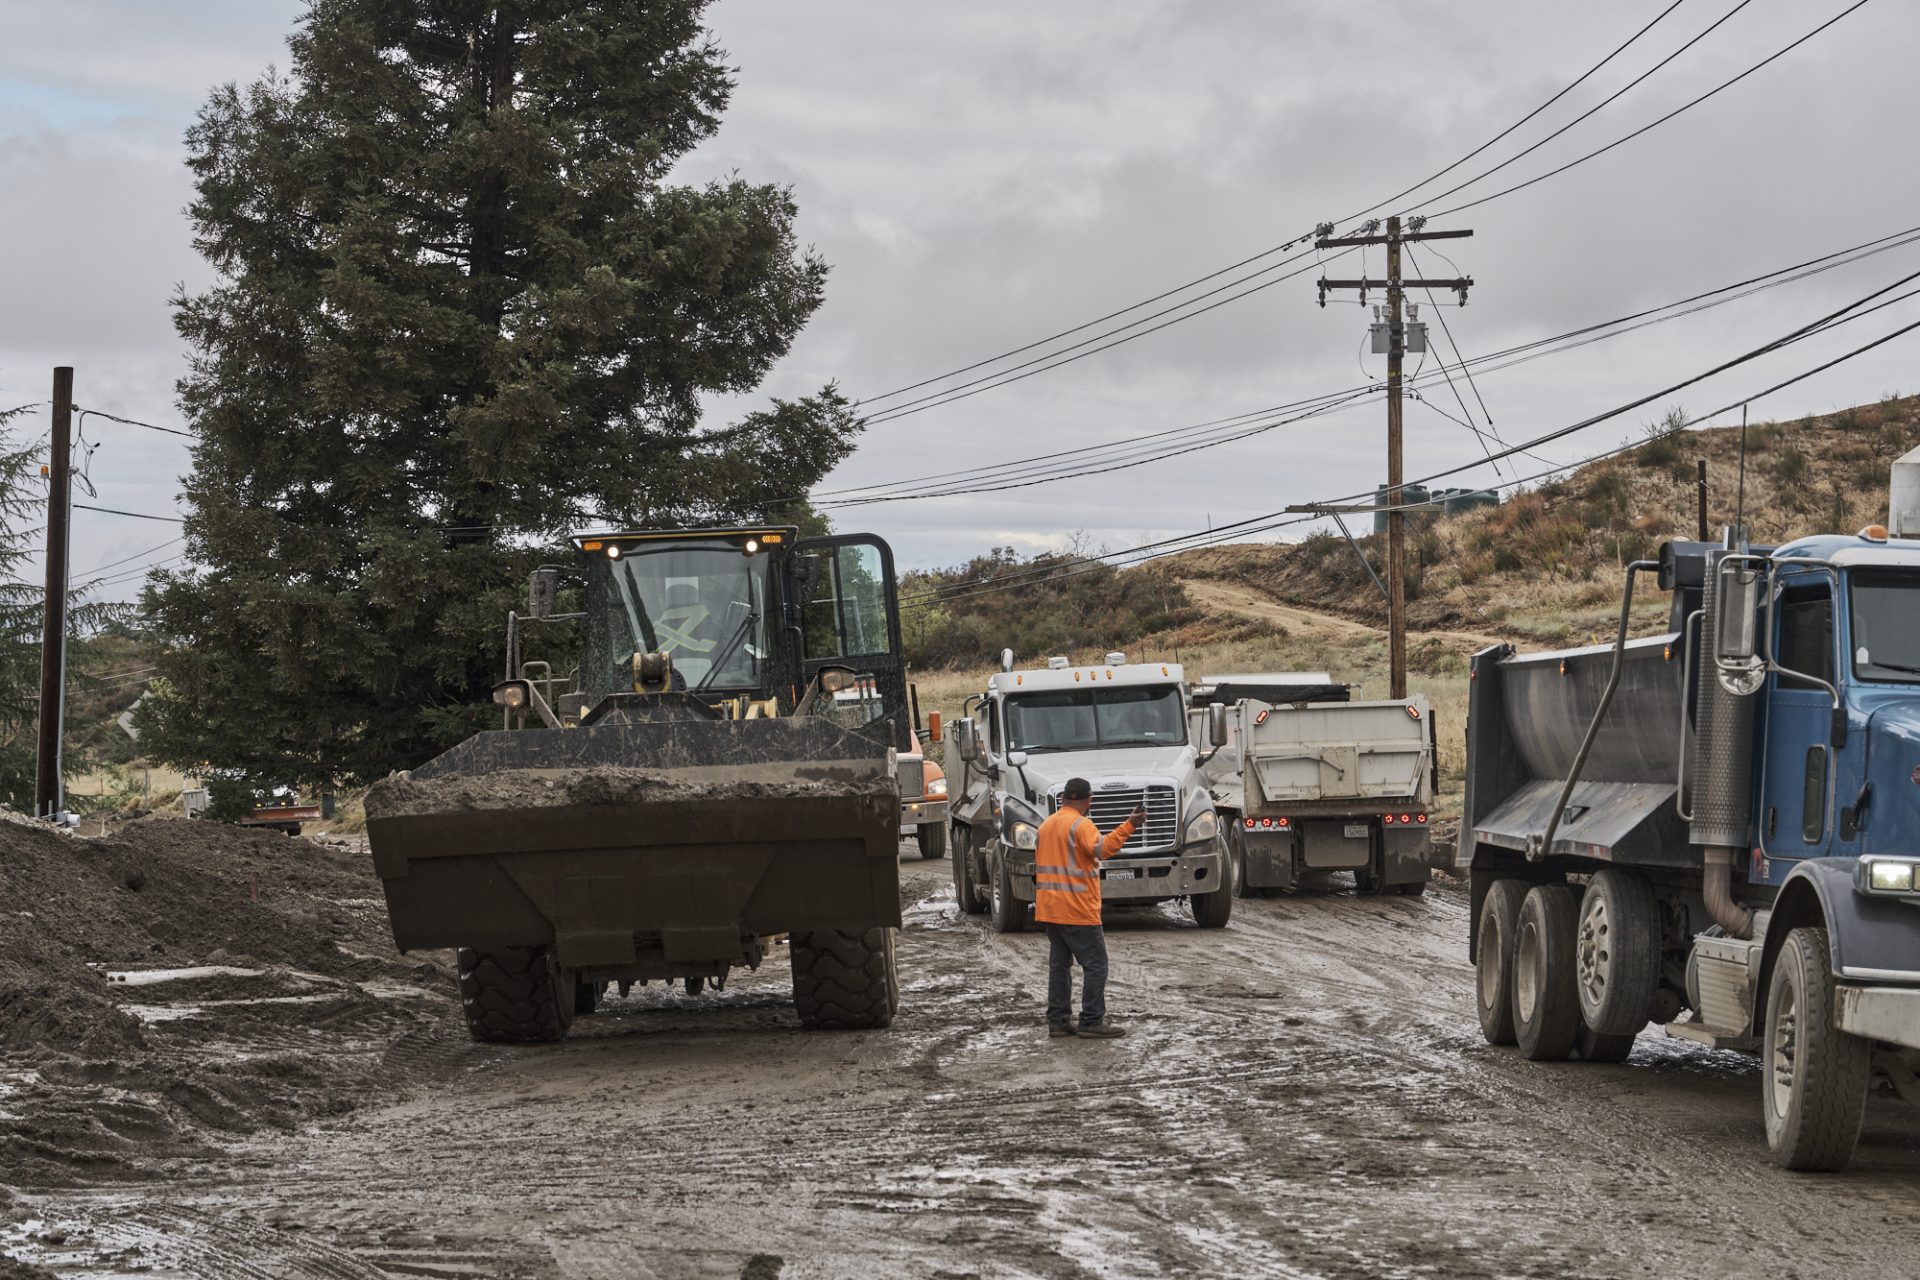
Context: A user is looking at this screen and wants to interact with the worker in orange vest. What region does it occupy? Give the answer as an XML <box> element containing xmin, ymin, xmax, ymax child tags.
<box><xmin>1036</xmin><ymin>777</ymin><xmax>1144</xmax><ymax>1039</ymax></box>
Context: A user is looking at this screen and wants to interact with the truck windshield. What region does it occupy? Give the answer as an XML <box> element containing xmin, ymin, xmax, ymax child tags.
<box><xmin>583</xmin><ymin>543</ymin><xmax>771</xmax><ymax>695</ymax></box>
<box><xmin>1005</xmin><ymin>686</ymin><xmax>1187</xmax><ymax>752</ymax></box>
<box><xmin>1849</xmin><ymin>568</ymin><xmax>1920</xmax><ymax>683</ymax></box>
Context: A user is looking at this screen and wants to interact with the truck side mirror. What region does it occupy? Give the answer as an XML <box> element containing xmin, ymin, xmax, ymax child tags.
<box><xmin>956</xmin><ymin>719</ymin><xmax>981</xmax><ymax>762</ymax></box>
<box><xmin>1712</xmin><ymin>557</ymin><xmax>1765</xmax><ymax>696</ymax></box>
<box><xmin>1207</xmin><ymin>702</ymin><xmax>1229</xmax><ymax>748</ymax></box>
<box><xmin>528</xmin><ymin>567</ymin><xmax>559</xmax><ymax>620</ymax></box>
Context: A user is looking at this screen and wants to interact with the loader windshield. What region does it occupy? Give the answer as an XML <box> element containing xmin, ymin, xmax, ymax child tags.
<box><xmin>583</xmin><ymin>543</ymin><xmax>772</xmax><ymax>696</ymax></box>
<box><xmin>1005</xmin><ymin>685</ymin><xmax>1187</xmax><ymax>753</ymax></box>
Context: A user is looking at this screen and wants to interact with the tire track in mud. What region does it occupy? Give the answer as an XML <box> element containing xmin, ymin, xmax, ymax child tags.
<box><xmin>14</xmin><ymin>856</ymin><xmax>1920</xmax><ymax>1280</ymax></box>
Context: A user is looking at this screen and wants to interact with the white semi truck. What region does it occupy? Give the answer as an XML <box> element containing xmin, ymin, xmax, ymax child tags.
<box><xmin>947</xmin><ymin>652</ymin><xmax>1235</xmax><ymax>931</ymax></box>
<box><xmin>1192</xmin><ymin>675</ymin><xmax>1437</xmax><ymax>896</ymax></box>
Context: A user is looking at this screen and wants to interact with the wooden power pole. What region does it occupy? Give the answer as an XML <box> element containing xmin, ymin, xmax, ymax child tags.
<box><xmin>35</xmin><ymin>367</ymin><xmax>73</xmax><ymax>821</ymax></box>
<box><xmin>1295</xmin><ymin>218</ymin><xmax>1473</xmax><ymax>699</ymax></box>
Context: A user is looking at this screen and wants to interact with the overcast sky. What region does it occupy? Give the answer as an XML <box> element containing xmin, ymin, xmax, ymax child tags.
<box><xmin>2</xmin><ymin>0</ymin><xmax>1916</xmax><ymax>593</ymax></box>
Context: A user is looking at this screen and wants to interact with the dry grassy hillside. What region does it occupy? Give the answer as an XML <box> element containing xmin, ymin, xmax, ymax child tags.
<box><xmin>911</xmin><ymin>395</ymin><xmax>1920</xmax><ymax>820</ymax></box>
<box><xmin>1166</xmin><ymin>394</ymin><xmax>1920</xmax><ymax>650</ymax></box>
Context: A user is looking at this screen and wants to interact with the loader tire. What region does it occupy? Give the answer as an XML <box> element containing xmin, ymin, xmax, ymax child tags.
<box><xmin>1514</xmin><ymin>884</ymin><xmax>1580</xmax><ymax>1062</ymax></box>
<box><xmin>1763</xmin><ymin>927</ymin><xmax>1870</xmax><ymax>1172</ymax></box>
<box><xmin>791</xmin><ymin>927</ymin><xmax>898</xmax><ymax>1030</ymax></box>
<box><xmin>457</xmin><ymin>945</ymin><xmax>574</xmax><ymax>1044</ymax></box>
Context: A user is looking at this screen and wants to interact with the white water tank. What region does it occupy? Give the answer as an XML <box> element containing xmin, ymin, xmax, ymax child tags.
<box><xmin>1892</xmin><ymin>445</ymin><xmax>1920</xmax><ymax>537</ymax></box>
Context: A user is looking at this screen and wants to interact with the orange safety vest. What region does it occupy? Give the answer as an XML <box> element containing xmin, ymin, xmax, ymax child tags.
<box><xmin>1033</xmin><ymin>806</ymin><xmax>1138</xmax><ymax>927</ymax></box>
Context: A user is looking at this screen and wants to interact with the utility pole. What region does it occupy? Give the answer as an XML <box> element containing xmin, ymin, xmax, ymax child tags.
<box><xmin>35</xmin><ymin>368</ymin><xmax>73</xmax><ymax>822</ymax></box>
<box><xmin>1292</xmin><ymin>217</ymin><xmax>1473</xmax><ymax>699</ymax></box>
<box><xmin>1696</xmin><ymin>459</ymin><xmax>1710</xmax><ymax>541</ymax></box>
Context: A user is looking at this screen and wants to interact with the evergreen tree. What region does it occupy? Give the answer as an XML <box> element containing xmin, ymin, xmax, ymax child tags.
<box><xmin>0</xmin><ymin>408</ymin><xmax>45</xmax><ymax>805</ymax></box>
<box><xmin>139</xmin><ymin>1</ymin><xmax>857</xmax><ymax>789</ymax></box>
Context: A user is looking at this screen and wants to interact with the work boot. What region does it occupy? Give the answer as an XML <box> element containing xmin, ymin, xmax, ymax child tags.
<box><xmin>1048</xmin><ymin>1022</ymin><xmax>1076</xmax><ymax>1039</ymax></box>
<box><xmin>1076</xmin><ymin>1020</ymin><xmax>1126</xmax><ymax>1039</ymax></box>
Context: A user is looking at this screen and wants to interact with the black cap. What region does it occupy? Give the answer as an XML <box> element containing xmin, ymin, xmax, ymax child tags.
<box><xmin>1062</xmin><ymin>778</ymin><xmax>1092</xmax><ymax>800</ymax></box>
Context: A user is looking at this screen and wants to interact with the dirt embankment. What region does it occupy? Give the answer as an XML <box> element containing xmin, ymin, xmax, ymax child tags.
<box><xmin>0</xmin><ymin>812</ymin><xmax>452</xmax><ymax>1191</ymax></box>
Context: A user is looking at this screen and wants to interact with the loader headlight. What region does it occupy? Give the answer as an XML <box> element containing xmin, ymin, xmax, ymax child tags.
<box><xmin>1858</xmin><ymin>857</ymin><xmax>1920</xmax><ymax>895</ymax></box>
<box><xmin>1009</xmin><ymin>821</ymin><xmax>1039</xmax><ymax>850</ymax></box>
<box><xmin>492</xmin><ymin>680</ymin><xmax>529</xmax><ymax>709</ymax></box>
<box><xmin>926</xmin><ymin>777</ymin><xmax>948</xmax><ymax>798</ymax></box>
<box><xmin>1184</xmin><ymin>809</ymin><xmax>1218</xmax><ymax>846</ymax></box>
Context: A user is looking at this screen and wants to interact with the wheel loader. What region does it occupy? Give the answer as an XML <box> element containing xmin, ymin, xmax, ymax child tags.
<box><xmin>364</xmin><ymin>526</ymin><xmax>913</xmax><ymax>1043</ymax></box>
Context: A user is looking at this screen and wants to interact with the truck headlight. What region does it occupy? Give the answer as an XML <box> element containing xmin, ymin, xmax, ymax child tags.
<box><xmin>1859</xmin><ymin>857</ymin><xmax>1920</xmax><ymax>894</ymax></box>
<box><xmin>926</xmin><ymin>777</ymin><xmax>948</xmax><ymax>798</ymax></box>
<box><xmin>1184</xmin><ymin>810</ymin><xmax>1218</xmax><ymax>846</ymax></box>
<box><xmin>1009</xmin><ymin>821</ymin><xmax>1039</xmax><ymax>850</ymax></box>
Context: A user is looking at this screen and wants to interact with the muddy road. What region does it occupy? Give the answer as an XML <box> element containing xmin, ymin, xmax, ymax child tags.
<box><xmin>7</xmin><ymin>849</ymin><xmax>1920</xmax><ymax>1279</ymax></box>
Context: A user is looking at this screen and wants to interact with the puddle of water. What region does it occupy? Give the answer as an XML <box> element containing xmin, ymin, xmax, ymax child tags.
<box><xmin>122</xmin><ymin>993</ymin><xmax>342</xmax><ymax>1024</ymax></box>
<box><xmin>101</xmin><ymin>965</ymin><xmax>267</xmax><ymax>987</ymax></box>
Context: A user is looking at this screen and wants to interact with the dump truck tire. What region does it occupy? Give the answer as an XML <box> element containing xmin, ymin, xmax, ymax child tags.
<box><xmin>574</xmin><ymin>980</ymin><xmax>602</xmax><ymax>1016</ymax></box>
<box><xmin>1191</xmin><ymin>843</ymin><xmax>1233</xmax><ymax>928</ymax></box>
<box><xmin>989</xmin><ymin>847</ymin><xmax>1028</xmax><ymax>934</ymax></box>
<box><xmin>1576</xmin><ymin>1019</ymin><xmax>1636</xmax><ymax>1063</ymax></box>
<box><xmin>1763</xmin><ymin>927</ymin><xmax>1870</xmax><ymax>1172</ymax></box>
<box><xmin>457</xmin><ymin>945</ymin><xmax>574</xmax><ymax>1044</ymax></box>
<box><xmin>1514</xmin><ymin>884</ymin><xmax>1579</xmax><ymax>1062</ymax></box>
<box><xmin>791</xmin><ymin>927</ymin><xmax>897</xmax><ymax>1030</ymax></box>
<box><xmin>918</xmin><ymin>822</ymin><xmax>947</xmax><ymax>860</ymax></box>
<box><xmin>1575</xmin><ymin>868</ymin><xmax>1660</xmax><ymax>1037</ymax></box>
<box><xmin>952</xmin><ymin>825</ymin><xmax>985</xmax><ymax>914</ymax></box>
<box><xmin>1476</xmin><ymin>879</ymin><xmax>1526</xmax><ymax>1047</ymax></box>
<box><xmin>1398</xmin><ymin>875</ymin><xmax>1428</xmax><ymax>897</ymax></box>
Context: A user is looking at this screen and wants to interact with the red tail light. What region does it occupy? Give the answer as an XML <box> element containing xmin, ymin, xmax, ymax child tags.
<box><xmin>1244</xmin><ymin>817</ymin><xmax>1256</xmax><ymax>829</ymax></box>
<box><xmin>1400</xmin><ymin>813</ymin><xmax>1412</xmax><ymax>825</ymax></box>
<box><xmin>1417</xmin><ymin>813</ymin><xmax>1429</xmax><ymax>824</ymax></box>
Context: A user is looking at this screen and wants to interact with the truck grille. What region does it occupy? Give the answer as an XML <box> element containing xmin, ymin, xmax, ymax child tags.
<box><xmin>897</xmin><ymin>757</ymin><xmax>926</xmax><ymax>801</ymax></box>
<box><xmin>1054</xmin><ymin>783</ymin><xmax>1179</xmax><ymax>853</ymax></box>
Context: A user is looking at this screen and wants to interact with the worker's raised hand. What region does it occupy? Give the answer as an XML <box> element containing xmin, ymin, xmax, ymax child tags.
<box><xmin>1128</xmin><ymin>805</ymin><xmax>1147</xmax><ymax>827</ymax></box>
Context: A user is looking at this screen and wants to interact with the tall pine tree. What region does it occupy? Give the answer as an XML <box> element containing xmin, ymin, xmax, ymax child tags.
<box><xmin>140</xmin><ymin>1</ymin><xmax>857</xmax><ymax>789</ymax></box>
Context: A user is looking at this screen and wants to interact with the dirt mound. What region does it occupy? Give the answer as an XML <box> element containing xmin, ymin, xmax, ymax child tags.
<box><xmin>0</xmin><ymin>813</ymin><xmax>453</xmax><ymax>1189</ymax></box>
<box><xmin>367</xmin><ymin>765</ymin><xmax>891</xmax><ymax>818</ymax></box>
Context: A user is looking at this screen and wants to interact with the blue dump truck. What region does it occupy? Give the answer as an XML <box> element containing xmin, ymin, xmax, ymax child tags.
<box><xmin>1459</xmin><ymin>471</ymin><xmax>1920</xmax><ymax>1171</ymax></box>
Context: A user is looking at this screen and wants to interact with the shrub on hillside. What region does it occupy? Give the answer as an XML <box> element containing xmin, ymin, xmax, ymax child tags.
<box><xmin>903</xmin><ymin>548</ymin><xmax>1198</xmax><ymax>670</ymax></box>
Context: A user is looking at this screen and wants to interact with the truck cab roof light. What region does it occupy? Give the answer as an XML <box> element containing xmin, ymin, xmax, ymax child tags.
<box><xmin>1859</xmin><ymin>524</ymin><xmax>1890</xmax><ymax>543</ymax></box>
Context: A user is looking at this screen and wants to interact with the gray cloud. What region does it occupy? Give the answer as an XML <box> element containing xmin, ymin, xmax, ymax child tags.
<box><xmin>3</xmin><ymin>0</ymin><xmax>1916</xmax><ymax>587</ymax></box>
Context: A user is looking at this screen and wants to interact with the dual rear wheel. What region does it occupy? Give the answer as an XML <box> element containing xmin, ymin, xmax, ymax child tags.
<box><xmin>1476</xmin><ymin>870</ymin><xmax>1655</xmax><ymax>1063</ymax></box>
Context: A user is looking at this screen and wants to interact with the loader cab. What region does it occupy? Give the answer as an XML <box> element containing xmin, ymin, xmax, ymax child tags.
<box><xmin>569</xmin><ymin>527</ymin><xmax>913</xmax><ymax>750</ymax></box>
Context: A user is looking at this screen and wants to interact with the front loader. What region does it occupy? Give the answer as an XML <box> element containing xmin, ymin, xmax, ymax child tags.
<box><xmin>365</xmin><ymin>527</ymin><xmax>914</xmax><ymax>1043</ymax></box>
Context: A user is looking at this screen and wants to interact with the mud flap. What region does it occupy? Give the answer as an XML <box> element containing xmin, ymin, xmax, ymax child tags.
<box><xmin>1242</xmin><ymin>830</ymin><xmax>1296</xmax><ymax>890</ymax></box>
<box><xmin>1381</xmin><ymin>825</ymin><xmax>1430</xmax><ymax>886</ymax></box>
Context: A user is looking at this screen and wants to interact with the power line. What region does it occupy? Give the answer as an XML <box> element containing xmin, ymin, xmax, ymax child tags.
<box><xmin>74</xmin><ymin>408</ymin><xmax>196</xmax><ymax>439</ymax></box>
<box><xmin>73</xmin><ymin>503</ymin><xmax>184</xmax><ymax>523</ymax></box>
<box><xmin>1421</xmin><ymin>0</ymin><xmax>1878</xmax><ymax>220</ymax></box>
<box><xmin>923</xmin><ymin>283</ymin><xmax>1920</xmax><ymax>612</ymax></box>
<box><xmin>1399</xmin><ymin>0</ymin><xmax>1758</xmax><ymax>219</ymax></box>
<box><xmin>75</xmin><ymin>536</ymin><xmax>183</xmax><ymax>577</ymax></box>
<box><xmin>857</xmin><ymin>1</ymin><xmax>1700</xmax><ymax>409</ymax></box>
<box><xmin>1328</xmin><ymin>0</ymin><xmax>1694</xmax><ymax>231</ymax></box>
<box><xmin>860</xmin><ymin>248</ymin><xmax>1352</xmax><ymax>426</ymax></box>
<box><xmin>816</xmin><ymin>222</ymin><xmax>1920</xmax><ymax>510</ymax></box>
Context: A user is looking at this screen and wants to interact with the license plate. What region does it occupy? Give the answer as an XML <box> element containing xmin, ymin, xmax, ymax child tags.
<box><xmin>1104</xmin><ymin>868</ymin><xmax>1135</xmax><ymax>882</ymax></box>
<box><xmin>1344</xmin><ymin>824</ymin><xmax>1369</xmax><ymax>839</ymax></box>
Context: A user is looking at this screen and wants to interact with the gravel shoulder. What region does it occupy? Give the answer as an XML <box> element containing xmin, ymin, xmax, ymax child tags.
<box><xmin>6</xmin><ymin>848</ymin><xmax>1919</xmax><ymax>1279</ymax></box>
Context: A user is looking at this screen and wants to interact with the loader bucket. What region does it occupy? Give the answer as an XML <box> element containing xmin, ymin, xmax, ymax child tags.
<box><xmin>364</xmin><ymin>717</ymin><xmax>902</xmax><ymax>972</ymax></box>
